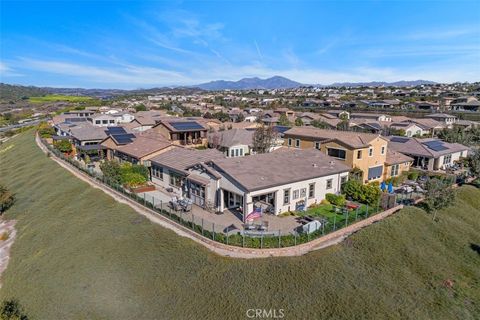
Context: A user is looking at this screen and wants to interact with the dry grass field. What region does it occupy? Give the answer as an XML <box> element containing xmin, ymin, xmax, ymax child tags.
<box><xmin>0</xmin><ymin>131</ymin><xmax>479</xmax><ymax>319</ymax></box>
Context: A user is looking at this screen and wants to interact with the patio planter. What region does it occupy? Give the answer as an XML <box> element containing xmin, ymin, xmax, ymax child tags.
<box><xmin>128</xmin><ymin>184</ymin><xmax>156</xmax><ymax>193</ymax></box>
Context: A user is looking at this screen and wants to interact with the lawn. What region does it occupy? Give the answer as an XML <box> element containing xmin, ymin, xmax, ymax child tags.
<box><xmin>0</xmin><ymin>131</ymin><xmax>479</xmax><ymax>320</ymax></box>
<box><xmin>298</xmin><ymin>202</ymin><xmax>379</xmax><ymax>226</ymax></box>
<box><xmin>28</xmin><ymin>94</ymin><xmax>95</xmax><ymax>103</ymax></box>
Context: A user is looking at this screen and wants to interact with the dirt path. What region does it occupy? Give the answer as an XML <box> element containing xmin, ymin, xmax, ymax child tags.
<box><xmin>0</xmin><ymin>219</ymin><xmax>17</xmax><ymax>288</ymax></box>
<box><xmin>35</xmin><ymin>134</ymin><xmax>403</xmax><ymax>258</ymax></box>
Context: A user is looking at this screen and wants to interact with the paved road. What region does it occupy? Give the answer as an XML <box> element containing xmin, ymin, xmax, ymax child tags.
<box><xmin>0</xmin><ymin>119</ymin><xmax>44</xmax><ymax>133</ymax></box>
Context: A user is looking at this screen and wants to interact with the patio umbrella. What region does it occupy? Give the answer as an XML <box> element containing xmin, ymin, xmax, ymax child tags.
<box><xmin>388</xmin><ymin>182</ymin><xmax>394</xmax><ymax>193</ymax></box>
<box><xmin>380</xmin><ymin>181</ymin><xmax>386</xmax><ymax>192</ymax></box>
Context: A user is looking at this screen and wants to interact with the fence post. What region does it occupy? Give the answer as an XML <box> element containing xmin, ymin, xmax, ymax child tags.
<box><xmin>322</xmin><ymin>222</ymin><xmax>325</xmax><ymax>235</ymax></box>
<box><xmin>355</xmin><ymin>206</ymin><xmax>359</xmax><ymax>221</ymax></box>
<box><xmin>213</xmin><ymin>223</ymin><xmax>215</xmax><ymax>241</ymax></box>
<box><xmin>261</xmin><ymin>232</ymin><xmax>263</xmax><ymax>249</ymax></box>
<box><xmin>278</xmin><ymin>230</ymin><xmax>281</xmax><ymax>248</ymax></box>
<box><xmin>307</xmin><ymin>223</ymin><xmax>310</xmax><ymax>241</ymax></box>
<box><xmin>191</xmin><ymin>213</ymin><xmax>194</xmax><ymax>229</ymax></box>
<box><xmin>242</xmin><ymin>234</ymin><xmax>245</xmax><ymax>247</ymax></box>
<box><xmin>366</xmin><ymin>204</ymin><xmax>369</xmax><ymax>217</ymax></box>
<box><xmin>143</xmin><ymin>193</ymin><xmax>146</xmax><ymax>206</ymax></box>
<box><xmin>152</xmin><ymin>197</ymin><xmax>155</xmax><ymax>208</ymax></box>
<box><xmin>227</xmin><ymin>232</ymin><xmax>229</xmax><ymax>245</ymax></box>
<box><xmin>333</xmin><ymin>215</ymin><xmax>336</xmax><ymax>231</ymax></box>
<box><xmin>294</xmin><ymin>232</ymin><xmax>297</xmax><ymax>246</ymax></box>
<box><xmin>201</xmin><ymin>218</ymin><xmax>204</xmax><ymax>236</ymax></box>
<box><xmin>345</xmin><ymin>210</ymin><xmax>349</xmax><ymax>227</ymax></box>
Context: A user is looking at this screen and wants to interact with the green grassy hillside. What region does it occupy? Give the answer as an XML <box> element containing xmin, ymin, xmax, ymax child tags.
<box><xmin>0</xmin><ymin>131</ymin><xmax>479</xmax><ymax>320</ymax></box>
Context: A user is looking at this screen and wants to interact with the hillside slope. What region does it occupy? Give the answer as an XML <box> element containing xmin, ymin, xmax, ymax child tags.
<box><xmin>0</xmin><ymin>131</ymin><xmax>479</xmax><ymax>320</ymax></box>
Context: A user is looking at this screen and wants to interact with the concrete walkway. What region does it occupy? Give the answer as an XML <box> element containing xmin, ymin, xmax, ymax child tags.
<box><xmin>36</xmin><ymin>134</ymin><xmax>403</xmax><ymax>259</ymax></box>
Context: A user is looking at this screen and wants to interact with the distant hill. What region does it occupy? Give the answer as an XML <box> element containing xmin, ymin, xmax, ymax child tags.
<box><xmin>0</xmin><ymin>83</ymin><xmax>49</xmax><ymax>102</ymax></box>
<box><xmin>195</xmin><ymin>76</ymin><xmax>303</xmax><ymax>90</ymax></box>
<box><xmin>327</xmin><ymin>80</ymin><xmax>437</xmax><ymax>88</ymax></box>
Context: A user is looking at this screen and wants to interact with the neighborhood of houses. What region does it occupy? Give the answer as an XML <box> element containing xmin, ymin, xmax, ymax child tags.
<box><xmin>47</xmin><ymin>101</ymin><xmax>474</xmax><ymax>230</ymax></box>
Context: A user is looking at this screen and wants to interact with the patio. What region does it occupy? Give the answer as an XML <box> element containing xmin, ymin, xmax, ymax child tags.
<box><xmin>137</xmin><ymin>188</ymin><xmax>301</xmax><ymax>234</ymax></box>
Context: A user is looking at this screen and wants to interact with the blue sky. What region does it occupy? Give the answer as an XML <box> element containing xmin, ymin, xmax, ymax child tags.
<box><xmin>1</xmin><ymin>1</ymin><xmax>479</xmax><ymax>88</ymax></box>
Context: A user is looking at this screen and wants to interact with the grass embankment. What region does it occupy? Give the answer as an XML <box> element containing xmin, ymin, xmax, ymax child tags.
<box><xmin>0</xmin><ymin>131</ymin><xmax>479</xmax><ymax>320</ymax></box>
<box><xmin>29</xmin><ymin>94</ymin><xmax>94</xmax><ymax>103</ymax></box>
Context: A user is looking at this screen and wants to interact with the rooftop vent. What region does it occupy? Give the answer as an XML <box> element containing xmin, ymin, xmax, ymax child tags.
<box><xmin>312</xmin><ymin>163</ymin><xmax>318</xmax><ymax>168</ymax></box>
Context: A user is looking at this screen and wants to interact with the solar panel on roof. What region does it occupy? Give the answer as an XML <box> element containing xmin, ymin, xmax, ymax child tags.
<box><xmin>390</xmin><ymin>137</ymin><xmax>409</xmax><ymax>143</ymax></box>
<box><xmin>106</xmin><ymin>127</ymin><xmax>127</xmax><ymax>135</ymax></box>
<box><xmin>422</xmin><ymin>140</ymin><xmax>448</xmax><ymax>151</ymax></box>
<box><xmin>170</xmin><ymin>121</ymin><xmax>204</xmax><ymax>131</ymax></box>
<box><xmin>112</xmin><ymin>133</ymin><xmax>135</xmax><ymax>144</ymax></box>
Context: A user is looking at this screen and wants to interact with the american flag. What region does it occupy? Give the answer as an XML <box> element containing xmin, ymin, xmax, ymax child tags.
<box><xmin>246</xmin><ymin>207</ymin><xmax>262</xmax><ymax>221</ymax></box>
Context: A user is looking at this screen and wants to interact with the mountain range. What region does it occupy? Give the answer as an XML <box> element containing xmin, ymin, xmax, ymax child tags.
<box><xmin>194</xmin><ymin>76</ymin><xmax>436</xmax><ymax>90</ymax></box>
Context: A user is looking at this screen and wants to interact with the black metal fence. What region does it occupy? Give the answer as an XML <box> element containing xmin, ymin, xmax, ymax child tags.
<box><xmin>41</xmin><ymin>137</ymin><xmax>397</xmax><ymax>249</ymax></box>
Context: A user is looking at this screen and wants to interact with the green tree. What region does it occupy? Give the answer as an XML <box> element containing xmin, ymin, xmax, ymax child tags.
<box><xmin>278</xmin><ymin>114</ymin><xmax>291</xmax><ymax>126</ymax></box>
<box><xmin>99</xmin><ymin>160</ymin><xmax>122</xmax><ymax>184</ymax></box>
<box><xmin>0</xmin><ymin>299</ymin><xmax>29</xmax><ymax>320</ymax></box>
<box><xmin>466</xmin><ymin>149</ymin><xmax>480</xmax><ymax>177</ymax></box>
<box><xmin>294</xmin><ymin>117</ymin><xmax>304</xmax><ymax>126</ymax></box>
<box><xmin>311</xmin><ymin>120</ymin><xmax>330</xmax><ymax>129</ymax></box>
<box><xmin>55</xmin><ymin>140</ymin><xmax>72</xmax><ymax>153</ymax></box>
<box><xmin>336</xmin><ymin>120</ymin><xmax>350</xmax><ymax>131</ymax></box>
<box><xmin>134</xmin><ymin>104</ymin><xmax>147</xmax><ymax>112</ymax></box>
<box><xmin>424</xmin><ymin>178</ymin><xmax>456</xmax><ymax>220</ymax></box>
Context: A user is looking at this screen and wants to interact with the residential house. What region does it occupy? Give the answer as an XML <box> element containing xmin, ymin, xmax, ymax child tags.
<box><xmin>208</xmin><ymin>128</ymin><xmax>254</xmax><ymax>157</ymax></box>
<box><xmin>384</xmin><ymin>150</ymin><xmax>413</xmax><ymax>181</ymax></box>
<box><xmin>389</xmin><ymin>122</ymin><xmax>426</xmax><ymax>137</ymax></box>
<box><xmin>424</xmin><ymin>113</ymin><xmax>457</xmax><ymax>128</ymax></box>
<box><xmin>152</xmin><ymin>119</ymin><xmax>208</xmax><ymax>147</ymax></box>
<box><xmin>283</xmin><ymin>127</ymin><xmax>390</xmax><ymax>184</ymax></box>
<box><xmin>450</xmin><ymin>96</ymin><xmax>480</xmax><ymax>111</ymax></box>
<box><xmin>387</xmin><ymin>136</ymin><xmax>469</xmax><ymax>171</ymax></box>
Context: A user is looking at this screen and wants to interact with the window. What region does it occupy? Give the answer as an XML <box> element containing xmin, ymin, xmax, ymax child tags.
<box><xmin>357</xmin><ymin>150</ymin><xmax>362</xmax><ymax>159</ymax></box>
<box><xmin>368</xmin><ymin>147</ymin><xmax>373</xmax><ymax>157</ymax></box>
<box><xmin>235</xmin><ymin>149</ymin><xmax>239</xmax><ymax>157</ymax></box>
<box><xmin>315</xmin><ymin>141</ymin><xmax>321</xmax><ymax>150</ymax></box>
<box><xmin>95</xmin><ymin>120</ymin><xmax>101</xmax><ymax>124</ymax></box>
<box><xmin>300</xmin><ymin>188</ymin><xmax>306</xmax><ymax>197</ymax></box>
<box><xmin>288</xmin><ymin>138</ymin><xmax>292</xmax><ymax>146</ymax></box>
<box><xmin>368</xmin><ymin>166</ymin><xmax>383</xmax><ymax>180</ymax></box>
<box><xmin>460</xmin><ymin>151</ymin><xmax>463</xmax><ymax>157</ymax></box>
<box><xmin>443</xmin><ymin>154</ymin><xmax>452</xmax><ymax>165</ymax></box>
<box><xmin>240</xmin><ymin>149</ymin><xmax>244</xmax><ymax>156</ymax></box>
<box><xmin>381</xmin><ymin>146</ymin><xmax>385</xmax><ymax>155</ymax></box>
<box><xmin>326</xmin><ymin>179</ymin><xmax>333</xmax><ymax>189</ymax></box>
<box><xmin>341</xmin><ymin>176</ymin><xmax>348</xmax><ymax>185</ymax></box>
<box><xmin>230</xmin><ymin>149</ymin><xmax>234</xmax><ymax>157</ymax></box>
<box><xmin>308</xmin><ymin>183</ymin><xmax>315</xmax><ymax>198</ymax></box>
<box><xmin>152</xmin><ymin>165</ymin><xmax>163</xmax><ymax>180</ymax></box>
<box><xmin>327</xmin><ymin>148</ymin><xmax>346</xmax><ymax>160</ymax></box>
<box><xmin>169</xmin><ymin>172</ymin><xmax>182</xmax><ymax>187</ymax></box>
<box><xmin>293</xmin><ymin>189</ymin><xmax>299</xmax><ymax>200</ymax></box>
<box><xmin>390</xmin><ymin>164</ymin><xmax>399</xmax><ymax>177</ymax></box>
<box><xmin>109</xmin><ymin>120</ymin><xmax>115</xmax><ymax>124</ymax></box>
<box><xmin>283</xmin><ymin>189</ymin><xmax>290</xmax><ymax>205</ymax></box>
<box><xmin>295</xmin><ymin>139</ymin><xmax>300</xmax><ymax>148</ymax></box>
<box><xmin>102</xmin><ymin>120</ymin><xmax>108</xmax><ymax>124</ymax></box>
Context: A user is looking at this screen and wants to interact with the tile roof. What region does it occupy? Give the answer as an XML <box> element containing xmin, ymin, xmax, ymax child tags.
<box><xmin>284</xmin><ymin>127</ymin><xmax>385</xmax><ymax>148</ymax></box>
<box><xmin>385</xmin><ymin>149</ymin><xmax>414</xmax><ymax>165</ymax></box>
<box><xmin>114</xmin><ymin>131</ymin><xmax>172</xmax><ymax>159</ymax></box>
<box><xmin>208</xmin><ymin>129</ymin><xmax>253</xmax><ymax>148</ymax></box>
<box><xmin>387</xmin><ymin>136</ymin><xmax>469</xmax><ymax>158</ymax></box>
<box><xmin>150</xmin><ymin>148</ymin><xmax>225</xmax><ymax>173</ymax></box>
<box><xmin>212</xmin><ymin>149</ymin><xmax>350</xmax><ymax>192</ymax></box>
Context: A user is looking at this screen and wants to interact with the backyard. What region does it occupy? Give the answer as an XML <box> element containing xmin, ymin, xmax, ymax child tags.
<box><xmin>0</xmin><ymin>131</ymin><xmax>479</xmax><ymax>320</ymax></box>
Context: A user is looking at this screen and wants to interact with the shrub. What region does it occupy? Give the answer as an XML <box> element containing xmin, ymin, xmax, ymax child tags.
<box><xmin>0</xmin><ymin>299</ymin><xmax>29</xmax><ymax>320</ymax></box>
<box><xmin>0</xmin><ymin>185</ymin><xmax>15</xmax><ymax>214</ymax></box>
<box><xmin>121</xmin><ymin>172</ymin><xmax>147</xmax><ymax>188</ymax></box>
<box><xmin>408</xmin><ymin>171</ymin><xmax>419</xmax><ymax>181</ymax></box>
<box><xmin>325</xmin><ymin>193</ymin><xmax>346</xmax><ymax>207</ymax></box>
<box><xmin>100</xmin><ymin>160</ymin><xmax>122</xmax><ymax>184</ymax></box>
<box><xmin>37</xmin><ymin>122</ymin><xmax>55</xmax><ymax>138</ymax></box>
<box><xmin>342</xmin><ymin>179</ymin><xmax>381</xmax><ymax>206</ymax></box>
<box><xmin>0</xmin><ymin>231</ymin><xmax>9</xmax><ymax>241</ymax></box>
<box><xmin>55</xmin><ymin>140</ymin><xmax>72</xmax><ymax>153</ymax></box>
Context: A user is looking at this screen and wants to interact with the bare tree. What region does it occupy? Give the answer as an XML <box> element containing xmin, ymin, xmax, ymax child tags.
<box><xmin>252</xmin><ymin>124</ymin><xmax>276</xmax><ymax>154</ymax></box>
